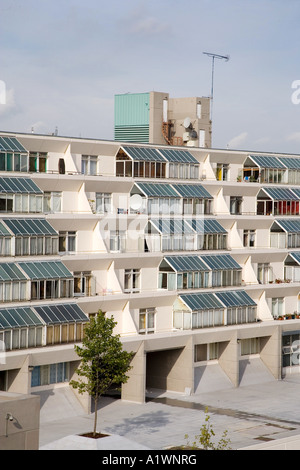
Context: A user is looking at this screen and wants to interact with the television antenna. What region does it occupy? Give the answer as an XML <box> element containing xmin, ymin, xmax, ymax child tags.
<box><xmin>203</xmin><ymin>52</ymin><xmax>230</xmax><ymax>127</ymax></box>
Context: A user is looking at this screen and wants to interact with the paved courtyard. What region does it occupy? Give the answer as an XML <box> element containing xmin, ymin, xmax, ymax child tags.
<box><xmin>37</xmin><ymin>375</ymin><xmax>300</xmax><ymax>450</ymax></box>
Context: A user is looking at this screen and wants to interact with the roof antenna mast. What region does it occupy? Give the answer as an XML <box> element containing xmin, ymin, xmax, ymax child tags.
<box><xmin>203</xmin><ymin>52</ymin><xmax>230</xmax><ymax>143</ymax></box>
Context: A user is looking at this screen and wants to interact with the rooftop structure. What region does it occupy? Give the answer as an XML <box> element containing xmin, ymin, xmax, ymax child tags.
<box><xmin>114</xmin><ymin>91</ymin><xmax>211</xmax><ymax>148</ymax></box>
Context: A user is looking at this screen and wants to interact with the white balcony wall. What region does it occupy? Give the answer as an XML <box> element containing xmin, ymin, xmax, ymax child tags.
<box><xmin>50</xmin><ymin>145</ymin><xmax>79</xmax><ymax>174</ymax></box>
<box><xmin>93</xmin><ymin>221</ymin><xmax>110</xmax><ymax>252</ymax></box>
<box><xmin>120</xmin><ymin>305</ymin><xmax>139</xmax><ymax>336</ymax></box>
<box><xmin>228</xmin><ymin>222</ymin><xmax>243</xmax><ymax>249</ymax></box>
<box><xmin>106</xmin><ymin>308</ymin><xmax>125</xmax><ymax>335</ymax></box>
<box><xmin>141</xmin><ymin>267</ymin><xmax>159</xmax><ymax>293</ymax></box>
<box><xmin>243</xmin><ymin>195</ymin><xmax>256</xmax><ymax>214</ymax></box>
<box><xmin>229</xmin><ymin>163</ymin><xmax>240</xmax><ymax>182</ymax></box>
<box><xmin>257</xmin><ymin>228</ymin><xmax>272</xmax><ymax>249</ymax></box>
<box><xmin>113</xmin><ymin>194</ymin><xmax>129</xmax><ymax>214</ymax></box>
<box><xmin>61</xmin><ymin>191</ymin><xmax>78</xmax><ymax>213</ymax></box>
<box><xmin>46</xmin><ymin>151</ymin><xmax>63</xmax><ymax>173</ymax></box>
<box><xmin>69</xmin><ymin>153</ymin><xmax>82</xmax><ymax>173</ymax></box>
<box><xmin>98</xmin><ymin>154</ymin><xmax>114</xmax><ymax>176</ymax></box>
<box><xmin>45</xmin><ymin>148</ymin><xmax>77</xmax><ymax>174</ymax></box>
<box><xmin>107</xmin><ymin>262</ymin><xmax>123</xmax><ymax>295</ymax></box>
<box><xmin>257</xmin><ymin>292</ymin><xmax>273</xmax><ymax>320</ymax></box>
<box><xmin>201</xmin><ymin>155</ymin><xmax>215</xmax><ymax>180</ymax></box>
<box><xmin>271</xmin><ymin>261</ymin><xmax>285</xmax><ymax>281</ymax></box>
<box><xmin>243</xmin><ymin>257</ymin><xmax>259</xmax><ymax>285</ymax></box>
<box><xmin>78</xmin><ymin>184</ymin><xmax>91</xmax><ymax>213</ymax></box>
<box><xmin>76</xmin><ymin>231</ymin><xmax>94</xmax><ymax>253</ymax></box>
<box><xmin>283</xmin><ymin>295</ymin><xmax>298</xmax><ymax>315</ymax></box>
<box><xmin>65</xmin><ymin>146</ymin><xmax>80</xmax><ymax>173</ymax></box>
<box><xmin>92</xmin><ymin>269</ymin><xmax>107</xmax><ymax>294</ymax></box>
<box><xmin>155</xmin><ymin>305</ymin><xmax>173</xmax><ymax>332</ymax></box>
<box><xmin>215</xmin><ymin>188</ymin><xmax>230</xmax><ymax>214</ymax></box>
<box><xmin>126</xmin><ymin>228</ymin><xmax>145</xmax><ymax>253</ymax></box>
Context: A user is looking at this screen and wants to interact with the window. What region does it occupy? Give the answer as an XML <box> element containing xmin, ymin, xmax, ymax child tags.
<box><xmin>31</xmin><ymin>363</ymin><xmax>69</xmax><ymax>387</ymax></box>
<box><xmin>271</xmin><ymin>297</ymin><xmax>284</xmax><ymax>318</ymax></box>
<box><xmin>0</xmin><ymin>194</ymin><xmax>43</xmax><ymax>213</ymax></box>
<box><xmin>29</xmin><ymin>152</ymin><xmax>47</xmax><ymax>173</ymax></box>
<box><xmin>96</xmin><ymin>193</ymin><xmax>112</xmax><ymax>213</ymax></box>
<box><xmin>0</xmin><ymin>152</ymin><xmax>29</xmax><ymax>172</ymax></box>
<box><xmin>243</xmin><ymin>229</ymin><xmax>255</xmax><ymax>247</ymax></box>
<box><xmin>257</xmin><ymin>263</ymin><xmax>271</xmax><ymax>284</ymax></box>
<box><xmin>43</xmin><ymin>192</ymin><xmax>62</xmax><ymax>213</ymax></box>
<box><xmin>116</xmin><ymin>160</ymin><xmax>132</xmax><ymax>177</ymax></box>
<box><xmin>194</xmin><ymin>343</ymin><xmax>219</xmax><ymax>362</ymax></box>
<box><xmin>260</xmin><ymin>168</ymin><xmax>285</xmax><ymax>184</ymax></box>
<box><xmin>139</xmin><ymin>308</ymin><xmax>155</xmax><ymax>334</ymax></box>
<box><xmin>59</xmin><ymin>231</ymin><xmax>76</xmax><ymax>253</ymax></box>
<box><xmin>31</xmin><ymin>279</ymin><xmax>65</xmax><ymax>300</ymax></box>
<box><xmin>0</xmin><ymin>237</ymin><xmax>11</xmax><ymax>256</ymax></box>
<box><xmin>0</xmin><ymin>327</ymin><xmax>43</xmax><ymax>351</ymax></box>
<box><xmin>173</xmin><ymin>309</ymin><xmax>224</xmax><ymax>330</ymax></box>
<box><xmin>124</xmin><ymin>269</ymin><xmax>140</xmax><ymax>293</ymax></box>
<box><xmin>74</xmin><ymin>271</ymin><xmax>92</xmax><ymax>296</ymax></box>
<box><xmin>110</xmin><ymin>231</ymin><xmax>126</xmax><ymax>252</ymax></box>
<box><xmin>282</xmin><ymin>333</ymin><xmax>300</xmax><ymax>368</ymax></box>
<box><xmin>15</xmin><ymin>235</ymin><xmax>57</xmax><ymax>256</ymax></box>
<box><xmin>216</xmin><ymin>163</ymin><xmax>229</xmax><ymax>181</ymax></box>
<box><xmin>81</xmin><ymin>155</ymin><xmax>98</xmax><ymax>175</ymax></box>
<box><xmin>227</xmin><ymin>306</ymin><xmax>257</xmax><ymax>325</ymax></box>
<box><xmin>241</xmin><ymin>338</ymin><xmax>260</xmax><ymax>355</ymax></box>
<box><xmin>0</xmin><ymin>281</ymin><xmax>27</xmax><ymax>302</ymax></box>
<box><xmin>230</xmin><ymin>196</ymin><xmax>242</xmax><ymax>215</ymax></box>
<box><xmin>134</xmin><ymin>161</ymin><xmax>166</xmax><ymax>179</ymax></box>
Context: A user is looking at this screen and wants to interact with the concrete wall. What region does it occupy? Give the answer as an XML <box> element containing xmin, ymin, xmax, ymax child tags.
<box><xmin>0</xmin><ymin>392</ymin><xmax>40</xmax><ymax>450</ymax></box>
<box><xmin>146</xmin><ymin>339</ymin><xmax>194</xmax><ymax>394</ymax></box>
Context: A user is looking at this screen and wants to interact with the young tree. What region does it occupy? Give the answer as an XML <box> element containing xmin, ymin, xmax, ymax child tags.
<box><xmin>184</xmin><ymin>407</ymin><xmax>231</xmax><ymax>450</ymax></box>
<box><xmin>70</xmin><ymin>312</ymin><xmax>133</xmax><ymax>437</ymax></box>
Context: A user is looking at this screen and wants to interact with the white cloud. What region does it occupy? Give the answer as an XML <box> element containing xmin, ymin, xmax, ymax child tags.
<box><xmin>286</xmin><ymin>132</ymin><xmax>300</xmax><ymax>143</ymax></box>
<box><xmin>130</xmin><ymin>16</ymin><xmax>169</xmax><ymax>35</ymax></box>
<box><xmin>227</xmin><ymin>132</ymin><xmax>248</xmax><ymax>149</ymax></box>
<box><xmin>29</xmin><ymin>121</ymin><xmax>50</xmax><ymax>134</ymax></box>
<box><xmin>0</xmin><ymin>87</ymin><xmax>18</xmax><ymax>116</ymax></box>
<box><xmin>121</xmin><ymin>4</ymin><xmax>170</xmax><ymax>36</ymax></box>
<box><xmin>254</xmin><ymin>137</ymin><xmax>270</xmax><ymax>145</ymax></box>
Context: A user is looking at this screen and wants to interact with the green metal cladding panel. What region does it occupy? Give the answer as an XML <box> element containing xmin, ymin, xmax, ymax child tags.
<box><xmin>114</xmin><ymin>93</ymin><xmax>150</xmax><ymax>126</ymax></box>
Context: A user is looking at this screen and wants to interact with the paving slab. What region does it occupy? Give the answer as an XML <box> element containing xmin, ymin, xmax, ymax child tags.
<box><xmin>37</xmin><ymin>376</ymin><xmax>300</xmax><ymax>450</ymax></box>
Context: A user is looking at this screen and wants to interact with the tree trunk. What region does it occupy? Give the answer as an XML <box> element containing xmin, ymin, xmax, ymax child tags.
<box><xmin>93</xmin><ymin>396</ymin><xmax>98</xmax><ymax>437</ymax></box>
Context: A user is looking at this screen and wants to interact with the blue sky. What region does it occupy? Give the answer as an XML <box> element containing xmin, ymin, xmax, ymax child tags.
<box><xmin>1</xmin><ymin>0</ymin><xmax>300</xmax><ymax>153</ymax></box>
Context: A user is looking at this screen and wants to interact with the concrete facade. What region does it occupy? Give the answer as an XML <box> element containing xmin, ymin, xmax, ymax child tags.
<box><xmin>0</xmin><ymin>392</ymin><xmax>40</xmax><ymax>450</ymax></box>
<box><xmin>0</xmin><ymin>130</ymin><xmax>300</xmax><ymax>412</ymax></box>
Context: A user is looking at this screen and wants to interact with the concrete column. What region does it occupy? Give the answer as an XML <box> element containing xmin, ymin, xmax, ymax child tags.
<box><xmin>260</xmin><ymin>326</ymin><xmax>281</xmax><ymax>380</ymax></box>
<box><xmin>218</xmin><ymin>332</ymin><xmax>239</xmax><ymax>387</ymax></box>
<box><xmin>165</xmin><ymin>337</ymin><xmax>194</xmax><ymax>394</ymax></box>
<box><xmin>7</xmin><ymin>356</ymin><xmax>31</xmax><ymax>394</ymax></box>
<box><xmin>121</xmin><ymin>342</ymin><xmax>146</xmax><ymax>403</ymax></box>
<box><xmin>69</xmin><ymin>360</ymin><xmax>91</xmax><ymax>414</ymax></box>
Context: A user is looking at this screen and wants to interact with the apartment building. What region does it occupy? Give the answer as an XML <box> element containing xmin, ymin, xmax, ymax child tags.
<box><xmin>0</xmin><ymin>131</ymin><xmax>300</xmax><ymax>407</ymax></box>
